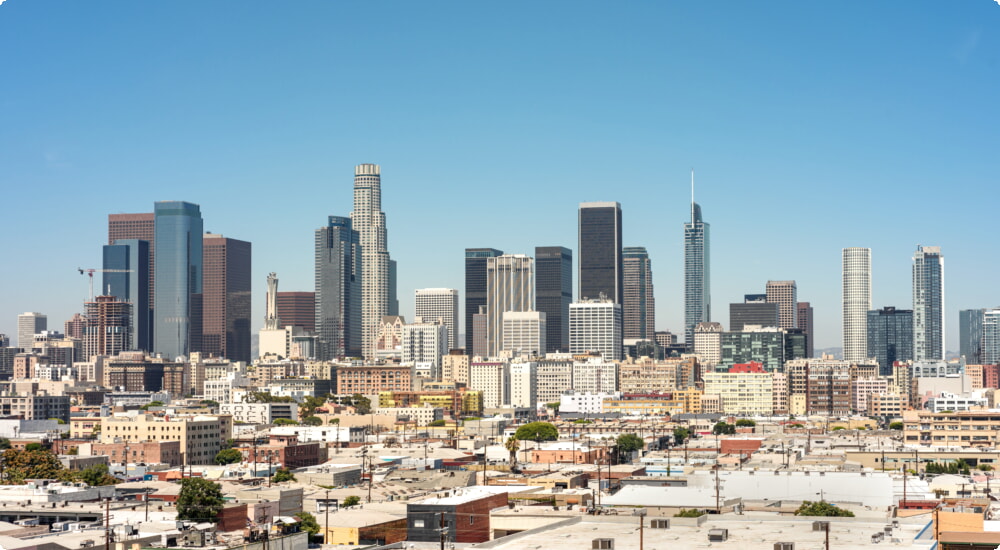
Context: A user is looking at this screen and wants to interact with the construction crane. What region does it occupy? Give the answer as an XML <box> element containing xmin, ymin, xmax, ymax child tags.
<box><xmin>77</xmin><ymin>268</ymin><xmax>132</xmax><ymax>301</ymax></box>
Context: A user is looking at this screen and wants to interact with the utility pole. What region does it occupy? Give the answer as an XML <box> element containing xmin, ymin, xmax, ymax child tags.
<box><xmin>714</xmin><ymin>466</ymin><xmax>721</xmax><ymax>513</ymax></box>
<box><xmin>824</xmin><ymin>521</ymin><xmax>830</xmax><ymax>550</ymax></box>
<box><xmin>439</xmin><ymin>511</ymin><xmax>446</xmax><ymax>550</ymax></box>
<box><xmin>144</xmin><ymin>488</ymin><xmax>150</xmax><ymax>522</ymax></box>
<box><xmin>104</xmin><ymin>497</ymin><xmax>110</xmax><ymax>550</ymax></box>
<box><xmin>324</xmin><ymin>489</ymin><xmax>330</xmax><ymax>545</ymax></box>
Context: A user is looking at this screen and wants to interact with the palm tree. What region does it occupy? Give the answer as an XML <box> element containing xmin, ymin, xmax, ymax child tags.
<box><xmin>504</xmin><ymin>436</ymin><xmax>520</xmax><ymax>466</ymax></box>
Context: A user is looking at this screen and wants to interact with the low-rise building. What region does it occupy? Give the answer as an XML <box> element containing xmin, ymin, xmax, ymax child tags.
<box><xmin>220</xmin><ymin>402</ymin><xmax>296</xmax><ymax>424</ymax></box>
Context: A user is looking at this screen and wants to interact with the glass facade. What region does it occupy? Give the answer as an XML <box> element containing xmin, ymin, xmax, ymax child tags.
<box><xmin>103</xmin><ymin>239</ymin><xmax>150</xmax><ymax>351</ymax></box>
<box><xmin>315</xmin><ymin>216</ymin><xmax>361</xmax><ymax>359</ymax></box>
<box><xmin>464</xmin><ymin>248</ymin><xmax>503</xmax><ymax>351</ymax></box>
<box><xmin>960</xmin><ymin>308</ymin><xmax>985</xmax><ymax>364</ymax></box>
<box><xmin>153</xmin><ymin>201</ymin><xmax>203</xmax><ymax>359</ymax></box>
<box><xmin>535</xmin><ymin>246</ymin><xmax>572</xmax><ymax>353</ymax></box>
<box><xmin>684</xmin><ymin>202</ymin><xmax>710</xmax><ymax>349</ymax></box>
<box><xmin>912</xmin><ymin>246</ymin><xmax>944</xmax><ymax>361</ymax></box>
<box><xmin>867</xmin><ymin>307</ymin><xmax>913</xmax><ymax>375</ymax></box>
<box><xmin>578</xmin><ymin>202</ymin><xmax>623</xmax><ymax>304</ymax></box>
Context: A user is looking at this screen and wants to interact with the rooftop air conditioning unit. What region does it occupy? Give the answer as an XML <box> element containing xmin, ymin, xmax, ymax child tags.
<box><xmin>812</xmin><ymin>521</ymin><xmax>830</xmax><ymax>531</ymax></box>
<box><xmin>708</xmin><ymin>529</ymin><xmax>728</xmax><ymax>542</ymax></box>
<box><xmin>774</xmin><ymin>543</ymin><xmax>795</xmax><ymax>550</ymax></box>
<box><xmin>592</xmin><ymin>538</ymin><xmax>614</xmax><ymax>549</ymax></box>
<box><xmin>650</xmin><ymin>519</ymin><xmax>670</xmax><ymax>529</ymax></box>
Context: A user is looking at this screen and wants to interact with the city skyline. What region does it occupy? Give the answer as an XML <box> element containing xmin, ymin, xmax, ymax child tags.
<box><xmin>2</xmin><ymin>3</ymin><xmax>998</xmax><ymax>351</ymax></box>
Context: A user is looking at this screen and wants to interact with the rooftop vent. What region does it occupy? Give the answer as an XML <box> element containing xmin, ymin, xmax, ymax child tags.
<box><xmin>708</xmin><ymin>529</ymin><xmax>728</xmax><ymax>542</ymax></box>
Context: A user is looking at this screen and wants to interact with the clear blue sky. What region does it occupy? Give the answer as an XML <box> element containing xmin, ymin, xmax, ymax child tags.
<box><xmin>1</xmin><ymin>1</ymin><xmax>998</xmax><ymax>351</ymax></box>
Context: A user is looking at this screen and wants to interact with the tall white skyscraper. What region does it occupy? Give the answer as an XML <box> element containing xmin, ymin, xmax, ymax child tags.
<box><xmin>842</xmin><ymin>247</ymin><xmax>871</xmax><ymax>362</ymax></box>
<box><xmin>414</xmin><ymin>288</ymin><xmax>459</xmax><ymax>350</ymax></box>
<box><xmin>351</xmin><ymin>164</ymin><xmax>392</xmax><ymax>360</ymax></box>
<box><xmin>913</xmin><ymin>245</ymin><xmax>945</xmax><ymax>361</ymax></box>
<box><xmin>486</xmin><ymin>254</ymin><xmax>534</xmax><ymax>357</ymax></box>
<box><xmin>17</xmin><ymin>312</ymin><xmax>47</xmax><ymax>351</ymax></box>
<box><xmin>569</xmin><ymin>298</ymin><xmax>623</xmax><ymax>361</ymax></box>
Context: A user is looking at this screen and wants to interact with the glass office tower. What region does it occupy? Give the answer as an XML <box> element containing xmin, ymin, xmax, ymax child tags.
<box><xmin>153</xmin><ymin>201</ymin><xmax>203</xmax><ymax>359</ymax></box>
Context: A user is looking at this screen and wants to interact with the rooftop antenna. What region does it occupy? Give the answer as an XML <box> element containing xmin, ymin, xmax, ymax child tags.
<box><xmin>691</xmin><ymin>169</ymin><xmax>695</xmax><ymax>204</ymax></box>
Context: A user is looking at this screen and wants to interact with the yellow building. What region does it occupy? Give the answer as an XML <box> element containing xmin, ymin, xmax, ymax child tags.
<box><xmin>789</xmin><ymin>394</ymin><xmax>807</xmax><ymax>416</ymax></box>
<box><xmin>702</xmin><ymin>372</ymin><xmax>773</xmax><ymax>415</ymax></box>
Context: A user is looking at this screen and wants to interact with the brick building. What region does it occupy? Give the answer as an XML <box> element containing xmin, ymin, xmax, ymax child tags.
<box><xmin>88</xmin><ymin>439</ymin><xmax>183</xmax><ymax>466</ymax></box>
<box><xmin>337</xmin><ymin>364</ymin><xmax>412</xmax><ymax>395</ymax></box>
<box><xmin>407</xmin><ymin>489</ymin><xmax>508</xmax><ymax>544</ymax></box>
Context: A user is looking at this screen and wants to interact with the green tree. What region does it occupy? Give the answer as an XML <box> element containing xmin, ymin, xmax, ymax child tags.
<box><xmin>712</xmin><ymin>422</ymin><xmax>736</xmax><ymax>436</ymax></box>
<box><xmin>48</xmin><ymin>417</ymin><xmax>67</xmax><ymax>425</ymax></box>
<box><xmin>428</xmin><ymin>419</ymin><xmax>446</xmax><ymax>427</ymax></box>
<box><xmin>302</xmin><ymin>416</ymin><xmax>323</xmax><ymax>426</ymax></box>
<box><xmin>831</xmin><ymin>426</ymin><xmax>846</xmax><ymax>431</ymax></box>
<box><xmin>295</xmin><ymin>512</ymin><xmax>321</xmax><ymax>542</ymax></box>
<box><xmin>77</xmin><ymin>464</ymin><xmax>117</xmax><ymax>486</ymax></box>
<box><xmin>0</xmin><ymin>439</ymin><xmax>10</xmax><ymax>450</ymax></box>
<box><xmin>299</xmin><ymin>395</ymin><xmax>327</xmax><ymax>420</ymax></box>
<box><xmin>214</xmin><ymin>448</ymin><xmax>243</xmax><ymax>465</ymax></box>
<box><xmin>200</xmin><ymin>400</ymin><xmax>220</xmax><ymax>409</ymax></box>
<box><xmin>176</xmin><ymin>477</ymin><xmax>225</xmax><ymax>523</ymax></box>
<box><xmin>24</xmin><ymin>443</ymin><xmax>43</xmax><ymax>451</ymax></box>
<box><xmin>979</xmin><ymin>464</ymin><xmax>994</xmax><ymax>472</ymax></box>
<box><xmin>735</xmin><ymin>419</ymin><xmax>756</xmax><ymax>427</ymax></box>
<box><xmin>342</xmin><ymin>495</ymin><xmax>361</xmax><ymax>508</ymax></box>
<box><xmin>329</xmin><ymin>418</ymin><xmax>340</xmax><ymax>425</ymax></box>
<box><xmin>616</xmin><ymin>433</ymin><xmax>645</xmax><ymax>462</ymax></box>
<box><xmin>513</xmin><ymin>422</ymin><xmax>559</xmax><ymax>441</ymax></box>
<box><xmin>273</xmin><ymin>418</ymin><xmax>298</xmax><ymax>426</ymax></box>
<box><xmin>674</xmin><ymin>509</ymin><xmax>705</xmax><ymax>518</ymax></box>
<box><xmin>272</xmin><ymin>467</ymin><xmax>296</xmax><ymax>483</ymax></box>
<box><xmin>351</xmin><ymin>394</ymin><xmax>372</xmax><ymax>414</ymax></box>
<box><xmin>140</xmin><ymin>401</ymin><xmax>164</xmax><ymax>410</ymax></box>
<box><xmin>794</xmin><ymin>500</ymin><xmax>855</xmax><ymax>517</ymax></box>
<box><xmin>546</xmin><ymin>402</ymin><xmax>560</xmax><ymax>413</ymax></box>
<box><xmin>888</xmin><ymin>422</ymin><xmax>903</xmax><ymax>430</ymax></box>
<box><xmin>673</xmin><ymin>427</ymin><xmax>691</xmax><ymax>446</ymax></box>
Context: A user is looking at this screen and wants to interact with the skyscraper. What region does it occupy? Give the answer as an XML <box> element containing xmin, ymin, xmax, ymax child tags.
<box><xmin>842</xmin><ymin>247</ymin><xmax>871</xmax><ymax>362</ymax></box>
<box><xmin>108</xmin><ymin>212</ymin><xmax>155</xmax><ymax>314</ymax></box>
<box><xmin>960</xmin><ymin>309</ymin><xmax>986</xmax><ymax>364</ymax></box>
<box><xmin>486</xmin><ymin>254</ymin><xmax>534</xmax><ymax>357</ymax></box>
<box><xmin>684</xmin><ymin>185</ymin><xmax>710</xmax><ymax>349</ymax></box>
<box><xmin>465</xmin><ymin>248</ymin><xmax>503</xmax><ymax>350</ymax></box>
<box><xmin>622</xmin><ymin>246</ymin><xmax>655</xmax><ymax>340</ymax></box>
<box><xmin>200</xmin><ymin>234</ymin><xmax>252</xmax><ymax>362</ymax></box>
<box><xmin>64</xmin><ymin>313</ymin><xmax>86</xmax><ymax>340</ymax></box>
<box><xmin>913</xmin><ymin>245</ymin><xmax>945</xmax><ymax>361</ymax></box>
<box><xmin>502</xmin><ymin>311</ymin><xmax>546</xmax><ymax>358</ymax></box>
<box><xmin>984</xmin><ymin>308</ymin><xmax>1000</xmax><ymax>365</ymax></box>
<box><xmin>578</xmin><ymin>202</ymin><xmax>623</xmax><ymax>304</ymax></box>
<box><xmin>535</xmin><ymin>246</ymin><xmax>572</xmax><ymax>353</ymax></box>
<box><xmin>315</xmin><ymin>216</ymin><xmax>361</xmax><ymax>359</ymax></box>
<box><xmin>867</xmin><ymin>307</ymin><xmax>913</xmax><ymax>375</ymax></box>
<box><xmin>276</xmin><ymin>292</ymin><xmax>316</xmax><ymax>333</ymax></box>
<box><xmin>765</xmin><ymin>280</ymin><xmax>797</xmax><ymax>329</ymax></box>
<box><xmin>153</xmin><ymin>201</ymin><xmax>203</xmax><ymax>359</ymax></box>
<box><xmin>83</xmin><ymin>295</ymin><xmax>132</xmax><ymax>359</ymax></box>
<box><xmin>415</xmin><ymin>288</ymin><xmax>459</xmax><ymax>350</ymax></box>
<box><xmin>103</xmin><ymin>239</ymin><xmax>150</xmax><ymax>351</ymax></box>
<box><xmin>797</xmin><ymin>302</ymin><xmax>814</xmax><ymax>358</ymax></box>
<box><xmin>569</xmin><ymin>298</ymin><xmax>623</xmax><ymax>361</ymax></box>
<box><xmin>16</xmin><ymin>312</ymin><xmax>46</xmax><ymax>351</ymax></box>
<box><xmin>350</xmin><ymin>164</ymin><xmax>392</xmax><ymax>360</ymax></box>
<box><xmin>730</xmin><ymin>295</ymin><xmax>779</xmax><ymax>331</ymax></box>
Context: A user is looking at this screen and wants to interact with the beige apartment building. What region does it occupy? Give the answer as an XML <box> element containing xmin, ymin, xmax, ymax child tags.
<box><xmin>903</xmin><ymin>410</ymin><xmax>1000</xmax><ymax>448</ymax></box>
<box><xmin>702</xmin><ymin>372</ymin><xmax>774</xmax><ymax>415</ymax></box>
<box><xmin>100</xmin><ymin>413</ymin><xmax>233</xmax><ymax>465</ymax></box>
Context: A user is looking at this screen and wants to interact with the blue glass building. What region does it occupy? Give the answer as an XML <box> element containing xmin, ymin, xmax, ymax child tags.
<box><xmin>153</xmin><ymin>201</ymin><xmax>203</xmax><ymax>359</ymax></box>
<box><xmin>315</xmin><ymin>216</ymin><xmax>361</xmax><ymax>359</ymax></box>
<box><xmin>103</xmin><ymin>239</ymin><xmax>150</xmax><ymax>351</ymax></box>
